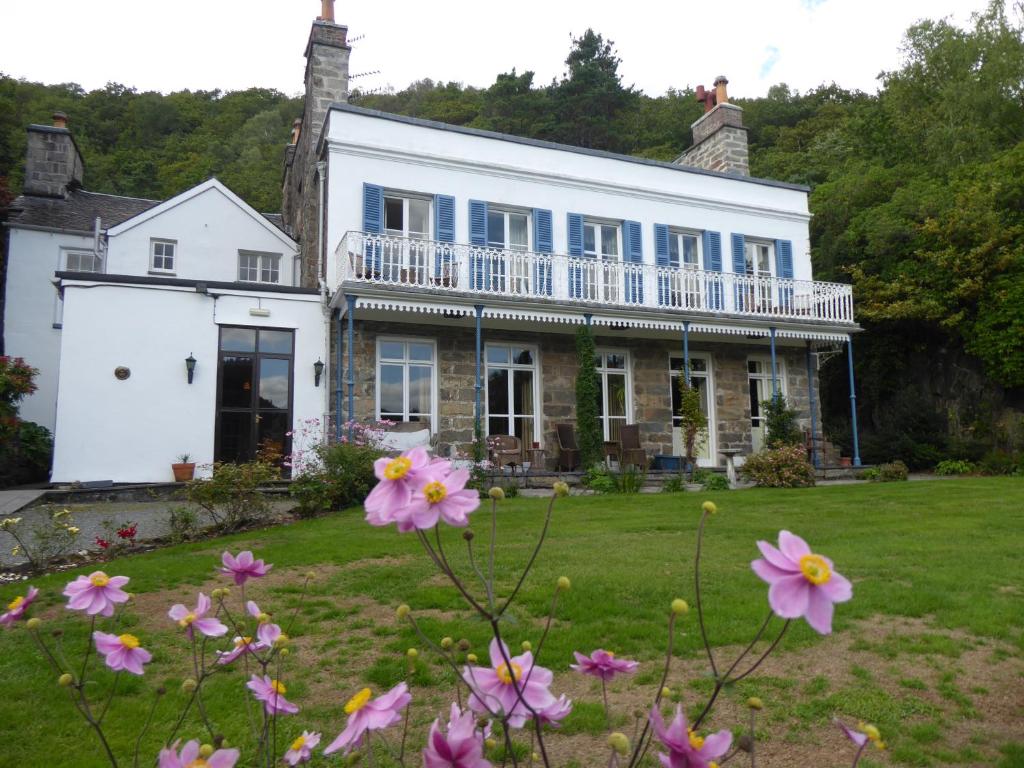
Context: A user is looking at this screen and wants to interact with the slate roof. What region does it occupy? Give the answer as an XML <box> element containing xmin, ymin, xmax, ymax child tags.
<box><xmin>6</xmin><ymin>189</ymin><xmax>289</xmax><ymax>235</ymax></box>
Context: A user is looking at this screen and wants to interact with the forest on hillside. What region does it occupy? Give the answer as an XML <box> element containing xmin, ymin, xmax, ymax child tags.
<box><xmin>1</xmin><ymin>1</ymin><xmax>1022</xmax><ymax>468</ymax></box>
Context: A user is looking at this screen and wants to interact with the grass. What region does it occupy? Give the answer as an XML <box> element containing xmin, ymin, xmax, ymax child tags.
<box><xmin>1</xmin><ymin>477</ymin><xmax>1022</xmax><ymax>766</ymax></box>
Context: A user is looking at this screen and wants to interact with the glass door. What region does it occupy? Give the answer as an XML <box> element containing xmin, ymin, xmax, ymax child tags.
<box><xmin>671</xmin><ymin>356</ymin><xmax>715</xmax><ymax>464</ymax></box>
<box><xmin>747</xmin><ymin>358</ymin><xmax>782</xmax><ymax>452</ymax></box>
<box><xmin>383</xmin><ymin>195</ymin><xmax>431</xmax><ymax>284</ymax></box>
<box><xmin>216</xmin><ymin>327</ymin><xmax>294</xmax><ymax>470</ymax></box>
<box><xmin>595</xmin><ymin>351</ymin><xmax>630</xmax><ymax>442</ymax></box>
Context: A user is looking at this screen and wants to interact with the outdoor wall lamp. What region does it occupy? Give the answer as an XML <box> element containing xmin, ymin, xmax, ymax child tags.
<box><xmin>313</xmin><ymin>358</ymin><xmax>325</xmax><ymax>387</ymax></box>
<box><xmin>185</xmin><ymin>353</ymin><xmax>197</xmax><ymax>384</ymax></box>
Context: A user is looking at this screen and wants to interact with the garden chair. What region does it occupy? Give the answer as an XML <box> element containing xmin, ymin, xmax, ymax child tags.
<box><xmin>488</xmin><ymin>435</ymin><xmax>522</xmax><ymax>473</ymax></box>
<box><xmin>618</xmin><ymin>424</ymin><xmax>648</xmax><ymax>469</ymax></box>
<box><xmin>555</xmin><ymin>423</ymin><xmax>580</xmax><ymax>471</ymax></box>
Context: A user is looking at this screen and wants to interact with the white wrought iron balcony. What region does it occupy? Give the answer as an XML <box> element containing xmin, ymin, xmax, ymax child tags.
<box><xmin>337</xmin><ymin>231</ymin><xmax>854</xmax><ymax>324</ymax></box>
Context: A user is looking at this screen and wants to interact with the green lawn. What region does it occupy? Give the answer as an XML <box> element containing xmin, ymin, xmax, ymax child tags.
<box><xmin>2</xmin><ymin>478</ymin><xmax>1023</xmax><ymax>767</ymax></box>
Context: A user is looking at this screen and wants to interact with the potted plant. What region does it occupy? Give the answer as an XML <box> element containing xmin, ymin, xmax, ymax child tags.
<box><xmin>172</xmin><ymin>453</ymin><xmax>196</xmax><ymax>482</ymax></box>
<box><xmin>677</xmin><ymin>377</ymin><xmax>708</xmax><ymax>482</ymax></box>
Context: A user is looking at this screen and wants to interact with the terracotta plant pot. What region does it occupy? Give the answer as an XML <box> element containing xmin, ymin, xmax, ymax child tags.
<box><xmin>839</xmin><ymin>456</ymin><xmax>852</xmax><ymax>468</ymax></box>
<box><xmin>172</xmin><ymin>463</ymin><xmax>196</xmax><ymax>482</ymax></box>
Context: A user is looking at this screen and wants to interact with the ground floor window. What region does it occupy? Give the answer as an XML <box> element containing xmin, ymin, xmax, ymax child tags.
<box><xmin>670</xmin><ymin>355</ymin><xmax>716</xmax><ymax>464</ymax></box>
<box><xmin>595</xmin><ymin>350</ymin><xmax>631</xmax><ymax>442</ymax></box>
<box><xmin>485</xmin><ymin>344</ymin><xmax>538</xmax><ymax>448</ymax></box>
<box><xmin>748</xmin><ymin>357</ymin><xmax>786</xmax><ymax>452</ymax></box>
<box><xmin>377</xmin><ymin>338</ymin><xmax>435</xmax><ymax>428</ymax></box>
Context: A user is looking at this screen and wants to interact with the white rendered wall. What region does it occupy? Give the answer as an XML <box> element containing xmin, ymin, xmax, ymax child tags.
<box><xmin>51</xmin><ymin>282</ymin><xmax>326</xmax><ymax>483</ymax></box>
<box><xmin>105</xmin><ymin>185</ymin><xmax>298</xmax><ymax>284</ymax></box>
<box><xmin>323</xmin><ymin>109</ymin><xmax>813</xmax><ymax>289</ymax></box>
<box><xmin>3</xmin><ymin>227</ymin><xmax>93</xmax><ymax>433</ymax></box>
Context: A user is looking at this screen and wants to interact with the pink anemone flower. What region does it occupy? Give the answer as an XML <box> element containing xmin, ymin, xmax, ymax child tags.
<box><xmin>463</xmin><ymin>638</ymin><xmax>556</xmax><ymax>729</ymax></box>
<box><xmin>1</xmin><ymin>585</ymin><xmax>38</xmax><ymax>626</ymax></box>
<box><xmin>835</xmin><ymin>719</ymin><xmax>886</xmax><ymax>751</ymax></box>
<box><xmin>216</xmin><ymin>634</ymin><xmax>265</xmax><ymax>665</ymax></box>
<box><xmin>424</xmin><ymin>703</ymin><xmax>493</xmax><ymax>768</ymax></box>
<box><xmin>751</xmin><ymin>530</ymin><xmax>853</xmax><ymax>635</ymax></box>
<box><xmin>168</xmin><ymin>592</ymin><xmax>228</xmax><ymax>639</ymax></box>
<box><xmin>396</xmin><ymin>465</ymin><xmax>480</xmax><ymax>532</ymax></box>
<box><xmin>220</xmin><ymin>550</ymin><xmax>272</xmax><ymax>586</ymax></box>
<box><xmin>284</xmin><ymin>730</ymin><xmax>321</xmax><ymax>765</ymax></box>
<box><xmin>536</xmin><ymin>695</ymin><xmax>573</xmax><ymax>728</ymax></box>
<box><xmin>570</xmin><ymin>649</ymin><xmax>639</xmax><ymax>681</ymax></box>
<box><xmin>365</xmin><ymin>447</ymin><xmax>433</xmax><ymax>526</ymax></box>
<box><xmin>63</xmin><ymin>571</ymin><xmax>130</xmax><ymax>617</ymax></box>
<box><xmin>324</xmin><ymin>682</ymin><xmax>411</xmax><ymax>755</ymax></box>
<box><xmin>247</xmin><ymin>674</ymin><xmax>300</xmax><ymax>715</ymax></box>
<box><xmin>158</xmin><ymin>739</ymin><xmax>239</xmax><ymax>768</ymax></box>
<box><xmin>93</xmin><ymin>631</ymin><xmax>152</xmax><ymax>675</ymax></box>
<box><xmin>650</xmin><ymin>705</ymin><xmax>732</xmax><ymax>768</ymax></box>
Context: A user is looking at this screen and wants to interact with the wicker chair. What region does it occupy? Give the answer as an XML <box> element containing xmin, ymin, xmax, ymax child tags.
<box><xmin>488</xmin><ymin>435</ymin><xmax>523</xmax><ymax>473</ymax></box>
<box><xmin>618</xmin><ymin>424</ymin><xmax>647</xmax><ymax>469</ymax></box>
<box><xmin>555</xmin><ymin>423</ymin><xmax>580</xmax><ymax>471</ymax></box>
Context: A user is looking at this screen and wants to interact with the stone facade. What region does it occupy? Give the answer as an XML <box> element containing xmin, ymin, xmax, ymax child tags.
<box><xmin>282</xmin><ymin>21</ymin><xmax>350</xmax><ymax>288</ymax></box>
<box><xmin>333</xmin><ymin>318</ymin><xmax>821</xmax><ymax>466</ymax></box>
<box><xmin>676</xmin><ymin>103</ymin><xmax>750</xmax><ymax>177</ymax></box>
<box><xmin>23</xmin><ymin>125</ymin><xmax>84</xmax><ymax>198</ymax></box>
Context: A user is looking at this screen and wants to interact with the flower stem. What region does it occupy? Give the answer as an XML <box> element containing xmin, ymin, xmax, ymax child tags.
<box><xmin>498</xmin><ymin>493</ymin><xmax>556</xmax><ymax>616</ymax></box>
<box><xmin>627</xmin><ymin>611</ymin><xmax>677</xmax><ymax>768</ymax></box>
<box><xmin>693</xmin><ymin>509</ymin><xmax>718</xmax><ymax>678</ymax></box>
<box><xmin>851</xmin><ymin>741</ymin><xmax>868</xmax><ymax>767</ymax></box>
<box><xmin>132</xmin><ymin>689</ymin><xmax>162</xmax><ymax>768</ymax></box>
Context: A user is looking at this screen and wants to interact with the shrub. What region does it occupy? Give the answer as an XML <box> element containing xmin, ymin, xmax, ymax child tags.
<box><xmin>502</xmin><ymin>483</ymin><xmax>519</xmax><ymax>498</ymax></box>
<box><xmin>661</xmin><ymin>475</ymin><xmax>685</xmax><ymax>493</ymax></box>
<box><xmin>702</xmin><ymin>473</ymin><xmax>731</xmax><ymax>491</ymax></box>
<box><xmin>574</xmin><ymin>326</ymin><xmax>602</xmax><ymax>469</ymax></box>
<box><xmin>1</xmin><ymin>506</ymin><xmax>80</xmax><ymax>569</ymax></box>
<box><xmin>581</xmin><ymin>464</ymin><xmax>617</xmax><ymax>494</ymax></box>
<box><xmin>978</xmin><ymin>449</ymin><xmax>1021</xmax><ymax>476</ymax></box>
<box><xmin>741</xmin><ymin>444</ymin><xmax>816</xmax><ymax>488</ymax></box>
<box><xmin>290</xmin><ymin>441</ymin><xmax>385</xmax><ymax>516</ymax></box>
<box><xmin>677</xmin><ymin>378</ymin><xmax>707</xmax><ymax>474</ymax></box>
<box><xmin>935</xmin><ymin>459</ymin><xmax>975</xmax><ymax>476</ymax></box>
<box><xmin>763</xmin><ymin>395</ymin><xmax>803</xmax><ymax>448</ymax></box>
<box><xmin>0</xmin><ymin>357</ymin><xmax>51</xmax><ymax>488</ymax></box>
<box><xmin>877</xmin><ymin>460</ymin><xmax>909</xmax><ymax>482</ymax></box>
<box><xmin>186</xmin><ymin>459</ymin><xmax>278</xmax><ymax>532</ymax></box>
<box><xmin>166</xmin><ymin>505</ymin><xmax>200</xmax><ymax>543</ymax></box>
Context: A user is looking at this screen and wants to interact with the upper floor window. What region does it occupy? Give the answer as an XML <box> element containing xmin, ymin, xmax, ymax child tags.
<box><xmin>744</xmin><ymin>240</ymin><xmax>774</xmax><ymax>277</ymax></box>
<box><xmin>65</xmin><ymin>249</ymin><xmax>102</xmax><ymax>273</ymax></box>
<box><xmin>669</xmin><ymin>231</ymin><xmax>702</xmax><ymax>270</ymax></box>
<box><xmin>584</xmin><ymin>221</ymin><xmax>620</xmax><ymax>262</ymax></box>
<box><xmin>486</xmin><ymin>209</ymin><xmax>530</xmax><ymax>251</ymax></box>
<box><xmin>239</xmin><ymin>251</ymin><xmax>281</xmax><ymax>284</ymax></box>
<box><xmin>384</xmin><ymin>194</ymin><xmax>431</xmax><ymax>240</ymax></box>
<box><xmin>150</xmin><ymin>239</ymin><xmax>176</xmax><ymax>273</ymax></box>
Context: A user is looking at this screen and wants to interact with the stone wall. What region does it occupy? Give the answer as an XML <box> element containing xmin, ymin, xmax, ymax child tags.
<box><xmin>676</xmin><ymin>103</ymin><xmax>749</xmax><ymax>177</ymax></box>
<box><xmin>23</xmin><ymin>126</ymin><xmax>84</xmax><ymax>198</ymax></box>
<box><xmin>332</xmin><ymin>318</ymin><xmax>822</xmax><ymax>465</ymax></box>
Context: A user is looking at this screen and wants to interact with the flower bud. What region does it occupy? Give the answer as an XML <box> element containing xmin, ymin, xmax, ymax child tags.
<box><xmin>702</xmin><ymin>500</ymin><xmax>717</xmax><ymax>515</ymax></box>
<box><xmin>553</xmin><ymin>481</ymin><xmax>569</xmax><ymax>497</ymax></box>
<box><xmin>746</xmin><ymin>696</ymin><xmax>764</xmax><ymax>710</ymax></box>
<box><xmin>485</xmin><ymin>738</ymin><xmax>497</xmax><ymax>750</ymax></box>
<box><xmin>199</xmin><ymin>744</ymin><xmax>214</xmax><ymax>758</ymax></box>
<box><xmin>476</xmin><ymin>717</ymin><xmax>489</xmax><ymax>730</ymax></box>
<box><xmin>532</xmin><ymin>753</ymin><xmax>541</xmax><ymax>762</ymax></box>
<box><xmin>257</xmin><ymin>612</ymin><xmax>271</xmax><ymax>624</ymax></box>
<box><xmin>520</xmin><ymin>640</ymin><xmax>532</xmax><ymax>652</ymax></box>
<box><xmin>396</xmin><ymin>604</ymin><xmax>411</xmax><ymax>619</ymax></box>
<box><xmin>457</xmin><ymin>638</ymin><xmax>471</xmax><ymax>652</ymax></box>
<box><xmin>181</xmin><ymin>678</ymin><xmax>198</xmax><ymax>693</ymax></box>
<box><xmin>660</xmin><ymin>687</ymin><xmax>672</xmax><ymax>699</ymax></box>
<box><xmin>220</xmin><ymin>587</ymin><xmax>230</xmax><ymax>598</ymax></box>
<box><xmin>462</xmin><ymin>530</ymin><xmax>475</xmax><ymax>541</ymax></box>
<box><xmin>305</xmin><ymin>571</ymin><xmax>316</xmax><ymax>580</ymax></box>
<box><xmin>58</xmin><ymin>673</ymin><xmax>74</xmax><ymax>687</ymax></box>
<box><xmin>671</xmin><ymin>598</ymin><xmax>689</xmax><ymax>615</ymax></box>
<box><xmin>607</xmin><ymin>732</ymin><xmax>630</xmax><ymax>756</ymax></box>
<box><xmin>557</xmin><ymin>576</ymin><xmax>571</xmax><ymax>591</ymax></box>
<box><xmin>406</xmin><ymin>648</ymin><xmax>419</xmax><ymax>659</ymax></box>
<box><xmin>488</xmin><ymin>486</ymin><xmax>505</xmax><ymax>500</ymax></box>
<box><xmin>279</xmin><ymin>648</ymin><xmax>291</xmax><ymax>657</ymax></box>
<box><xmin>467</xmin><ymin>653</ymin><xmax>478</xmax><ymax>664</ymax></box>
<box><xmin>26</xmin><ymin>617</ymin><xmax>41</xmax><ymax>630</ymax></box>
<box><xmin>211</xmin><ymin>588</ymin><xmax>224</xmax><ymax>600</ymax></box>
<box><xmin>441</xmin><ymin>636</ymin><xmax>454</xmax><ymax>650</ymax></box>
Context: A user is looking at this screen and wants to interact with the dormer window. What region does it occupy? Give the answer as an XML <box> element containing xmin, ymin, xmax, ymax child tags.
<box><xmin>239</xmin><ymin>251</ymin><xmax>281</xmax><ymax>284</ymax></box>
<box><xmin>150</xmin><ymin>239</ymin><xmax>176</xmax><ymax>273</ymax></box>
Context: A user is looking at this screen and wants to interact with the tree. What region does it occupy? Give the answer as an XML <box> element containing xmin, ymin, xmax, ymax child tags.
<box><xmin>676</xmin><ymin>377</ymin><xmax>707</xmax><ymax>479</ymax></box>
<box><xmin>574</xmin><ymin>326</ymin><xmax>602</xmax><ymax>469</ymax></box>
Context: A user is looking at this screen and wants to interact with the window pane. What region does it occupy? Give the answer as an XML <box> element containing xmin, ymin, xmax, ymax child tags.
<box><xmin>408</xmin><ymin>366</ymin><xmax>431</xmax><ymax>417</ymax></box>
<box><xmin>668</xmin><ymin>236</ymin><xmax>680</xmax><ymax>267</ymax></box>
<box><xmin>408</xmin><ymin>342</ymin><xmax>432</xmax><ymax>362</ymax></box>
<box><xmin>683</xmin><ymin>235</ymin><xmax>698</xmax><ymax>266</ymax></box>
<box><xmin>691</xmin><ymin>358</ymin><xmax>707</xmax><ymax>372</ymax></box>
<box><xmin>408</xmin><ymin>199</ymin><xmax>429</xmax><ymax>236</ymax></box>
<box><xmin>486</xmin><ymin>346</ymin><xmax>508</xmax><ymax>365</ymax></box>
<box><xmin>221</xmin><ymin>356</ymin><xmax>254</xmax><ymax>408</ymax></box>
<box><xmin>513</xmin><ymin>348</ymin><xmax>533</xmax><ymax>365</ymax></box>
<box><xmin>259</xmin><ymin>330</ymin><xmax>292</xmax><ymax>354</ymax></box>
<box><xmin>256</xmin><ymin>411</ymin><xmax>289</xmax><ymax>466</ymax></box>
<box><xmin>380</xmin><ymin>341</ymin><xmax>404</xmax><ymax>360</ymax></box>
<box><xmin>513</xmin><ymin>370</ymin><xmax>533</xmax><ymax>415</ymax></box>
<box><xmin>239</xmin><ymin>253</ymin><xmax>258</xmax><ymax>281</ymax></box>
<box><xmin>384</xmin><ymin>197</ymin><xmax>403</xmax><ymax>232</ymax></box>
<box><xmin>261</xmin><ymin>254</ymin><xmax>280</xmax><ymax>283</ymax></box>
<box><xmin>487</xmin><ymin>210</ymin><xmax>505</xmax><ymax>248</ymax></box>
<box><xmin>217</xmin><ymin>411</ymin><xmax>252</xmax><ymax>463</ymax></box>
<box><xmin>608</xmin><ymin>418</ymin><xmax>624</xmax><ymax>443</ymax></box>
<box><xmin>583</xmin><ymin>224</ymin><xmax>596</xmax><ymax>254</ymax></box>
<box><xmin>748</xmin><ymin>360</ymin><xmax>763</xmax><ymax>374</ymax></box>
<box><xmin>488</xmin><ymin>417</ymin><xmax>507</xmax><ymax>437</ymax></box>
<box><xmin>607</xmin><ymin>374</ymin><xmax>626</xmax><ymax>417</ymax></box>
<box><xmin>601</xmin><ymin>226</ymin><xmax>618</xmax><ymax>257</ymax></box>
<box><xmin>380</xmin><ymin>364</ymin><xmax>404</xmax><ymax>415</ymax></box>
<box><xmin>509</xmin><ymin>213</ymin><xmax>528</xmax><ymax>250</ymax></box>
<box><xmin>516</xmin><ymin>416</ymin><xmax>535</xmax><ymax>448</ymax></box>
<box><xmin>258</xmin><ymin>358</ymin><xmax>290</xmax><ymax>409</ymax></box>
<box><xmin>606</xmin><ymin>353</ymin><xmax>625</xmax><ymax>369</ymax></box>
<box><xmin>488</xmin><ymin>369</ymin><xmax>509</xmax><ymax>416</ymax></box>
<box><xmin>221</xmin><ymin>328</ymin><xmax>256</xmax><ymax>352</ymax></box>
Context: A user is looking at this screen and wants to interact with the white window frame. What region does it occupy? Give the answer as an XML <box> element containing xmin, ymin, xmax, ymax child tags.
<box><xmin>485</xmin><ymin>208</ymin><xmax>532</xmax><ymax>252</ymax></box>
<box><xmin>375</xmin><ymin>337</ymin><xmax>438</xmax><ymax>433</ymax></box>
<box><xmin>63</xmin><ymin>247</ymin><xmax>102</xmax><ymax>274</ymax></box>
<box><xmin>595</xmin><ymin>348</ymin><xmax>633</xmax><ymax>441</ymax></box>
<box><xmin>747</xmin><ymin>355</ymin><xmax>787</xmax><ymax>452</ymax></box>
<box><xmin>668</xmin><ymin>229</ymin><xmax>703</xmax><ymax>270</ymax></box>
<box><xmin>669</xmin><ymin>352</ymin><xmax>717</xmax><ymax>466</ymax></box>
<box><xmin>744</xmin><ymin>239</ymin><xmax>775</xmax><ymax>278</ymax></box>
<box><xmin>150</xmin><ymin>238</ymin><xmax>176</xmax><ymax>274</ymax></box>
<box><xmin>383</xmin><ymin>192</ymin><xmax>433</xmax><ymax>240</ymax></box>
<box><xmin>484</xmin><ymin>343</ymin><xmax>541</xmax><ymax>446</ymax></box>
<box><xmin>583</xmin><ymin>219</ymin><xmax>622</xmax><ymax>262</ymax></box>
<box><xmin>238</xmin><ymin>250</ymin><xmax>282</xmax><ymax>284</ymax></box>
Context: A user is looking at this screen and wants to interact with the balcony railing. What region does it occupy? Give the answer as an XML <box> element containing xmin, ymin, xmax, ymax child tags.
<box><xmin>337</xmin><ymin>231</ymin><xmax>854</xmax><ymax>324</ymax></box>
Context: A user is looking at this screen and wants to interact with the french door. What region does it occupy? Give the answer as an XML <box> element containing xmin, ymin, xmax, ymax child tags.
<box><xmin>216</xmin><ymin>326</ymin><xmax>294</xmax><ymax>468</ymax></box>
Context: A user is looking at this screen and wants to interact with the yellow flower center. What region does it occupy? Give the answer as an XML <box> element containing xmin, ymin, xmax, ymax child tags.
<box><xmin>270</xmin><ymin>679</ymin><xmax>286</xmax><ymax>695</ymax></box>
<box><xmin>345</xmin><ymin>687</ymin><xmax>373</xmax><ymax>714</ymax></box>
<box><xmin>799</xmin><ymin>554</ymin><xmax>832</xmax><ymax>585</ymax></box>
<box><xmin>860</xmin><ymin>723</ymin><xmax>881</xmax><ymax>742</ymax></box>
<box><xmin>688</xmin><ymin>729</ymin><xmax>705</xmax><ymax>750</ymax></box>
<box><xmin>496</xmin><ymin>662</ymin><xmax>523</xmax><ymax>685</ymax></box>
<box><xmin>90</xmin><ymin>573</ymin><xmax>111</xmax><ymax>587</ymax></box>
<box><xmin>7</xmin><ymin>596</ymin><xmax>24</xmax><ymax>611</ymax></box>
<box><xmin>184</xmin><ymin>760</ymin><xmax>209</xmax><ymax>768</ymax></box>
<box><xmin>290</xmin><ymin>735</ymin><xmax>306</xmax><ymax>751</ymax></box>
<box><xmin>179</xmin><ymin>612</ymin><xmax>197</xmax><ymax>628</ymax></box>
<box><xmin>118</xmin><ymin>634</ymin><xmax>140</xmax><ymax>649</ymax></box>
<box><xmin>423</xmin><ymin>480</ymin><xmax>448</xmax><ymax>504</ymax></box>
<box><xmin>234</xmin><ymin>636</ymin><xmax>253</xmax><ymax>648</ymax></box>
<box><xmin>384</xmin><ymin>457</ymin><xmax>413</xmax><ymax>480</ymax></box>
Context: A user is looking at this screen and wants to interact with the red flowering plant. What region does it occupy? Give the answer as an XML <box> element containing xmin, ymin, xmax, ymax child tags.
<box><xmin>0</xmin><ymin>356</ymin><xmax>39</xmax><ymax>440</ymax></box>
<box><xmin>95</xmin><ymin>518</ymin><xmax>139</xmax><ymax>556</ymax></box>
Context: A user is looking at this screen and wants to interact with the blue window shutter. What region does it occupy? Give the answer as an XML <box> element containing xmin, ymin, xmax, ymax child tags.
<box><xmin>533</xmin><ymin>209</ymin><xmax>553</xmax><ymax>296</ymax></box>
<box><xmin>774</xmin><ymin>239</ymin><xmax>793</xmax><ymax>278</ymax></box>
<box><xmin>655</xmin><ymin>224</ymin><xmax>670</xmax><ymax>306</ymax></box>
<box><xmin>731</xmin><ymin>232</ymin><xmax>747</xmax><ymax>311</ymax></box>
<box><xmin>469</xmin><ymin>200</ymin><xmax>488</xmax><ymax>290</ymax></box>
<box><xmin>567</xmin><ymin>213</ymin><xmax>585</xmax><ymax>298</ymax></box>
<box><xmin>703</xmin><ymin>230</ymin><xmax>723</xmax><ymax>309</ymax></box>
<box><xmin>623</xmin><ymin>220</ymin><xmax>643</xmax><ymax>304</ymax></box>
<box><xmin>434</xmin><ymin>194</ymin><xmax>455</xmax><ymax>279</ymax></box>
<box><xmin>362</xmin><ymin>183</ymin><xmax>383</xmax><ymax>233</ymax></box>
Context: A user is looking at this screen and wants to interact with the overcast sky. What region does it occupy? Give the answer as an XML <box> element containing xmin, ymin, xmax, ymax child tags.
<box><xmin>2</xmin><ymin>0</ymin><xmax>986</xmax><ymax>99</ymax></box>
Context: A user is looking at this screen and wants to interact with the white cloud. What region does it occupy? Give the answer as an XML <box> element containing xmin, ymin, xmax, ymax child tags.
<box><xmin>760</xmin><ymin>46</ymin><xmax>782</xmax><ymax>79</ymax></box>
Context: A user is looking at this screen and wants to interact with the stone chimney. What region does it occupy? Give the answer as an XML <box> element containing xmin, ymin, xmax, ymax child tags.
<box><xmin>676</xmin><ymin>76</ymin><xmax>749</xmax><ymax>177</ymax></box>
<box><xmin>282</xmin><ymin>2</ymin><xmax>351</xmax><ymax>287</ymax></box>
<box><xmin>23</xmin><ymin>112</ymin><xmax>85</xmax><ymax>197</ymax></box>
